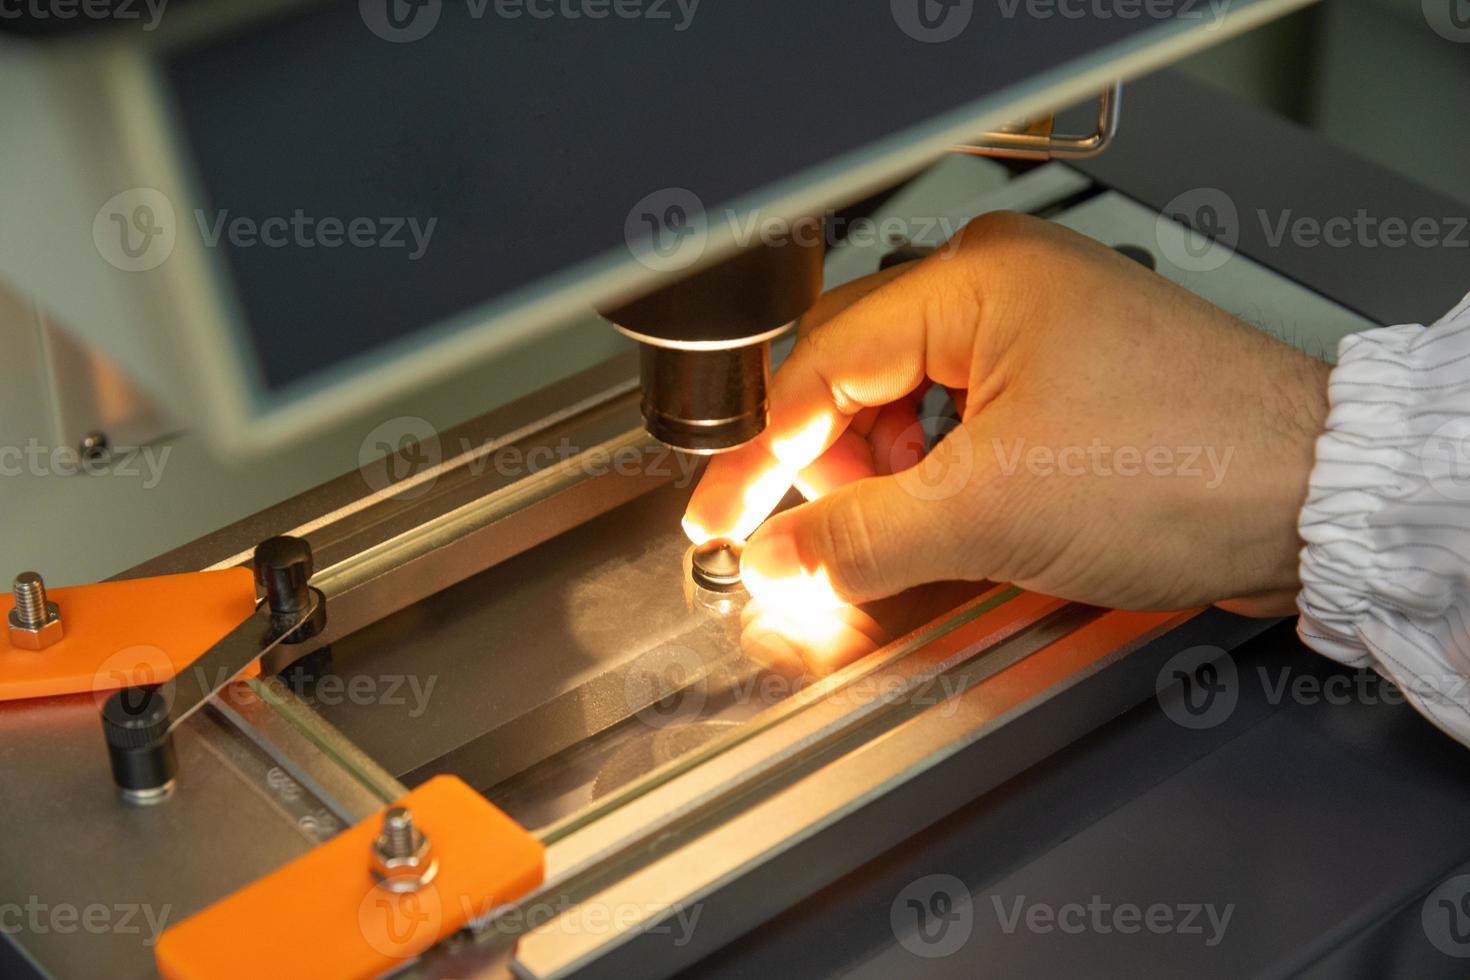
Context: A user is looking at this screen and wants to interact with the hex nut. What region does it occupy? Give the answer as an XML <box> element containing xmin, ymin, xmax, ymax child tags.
<box><xmin>8</xmin><ymin>603</ymin><xmax>62</xmax><ymax>650</ymax></box>
<box><xmin>371</xmin><ymin>831</ymin><xmax>439</xmax><ymax>893</ymax></box>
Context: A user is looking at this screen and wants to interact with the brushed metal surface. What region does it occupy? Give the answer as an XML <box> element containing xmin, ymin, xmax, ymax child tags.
<box><xmin>0</xmin><ymin>698</ymin><xmax>325</xmax><ymax>979</ymax></box>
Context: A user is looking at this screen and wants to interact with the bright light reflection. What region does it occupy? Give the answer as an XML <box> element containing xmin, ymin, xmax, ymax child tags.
<box><xmin>756</xmin><ymin>605</ymin><xmax>849</xmax><ymax>650</ymax></box>
<box><xmin>770</xmin><ymin>416</ymin><xmax>834</xmax><ymax>469</ymax></box>
<box><xmin>729</xmin><ymin>464</ymin><xmax>796</xmax><ymax>539</ymax></box>
<box><xmin>743</xmin><ymin>560</ymin><xmax>845</xmax><ymax>613</ymax></box>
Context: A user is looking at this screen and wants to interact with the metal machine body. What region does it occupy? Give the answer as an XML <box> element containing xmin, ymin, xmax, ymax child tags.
<box><xmin>3</xmin><ymin>6</ymin><xmax>1470</xmax><ymax>980</ymax></box>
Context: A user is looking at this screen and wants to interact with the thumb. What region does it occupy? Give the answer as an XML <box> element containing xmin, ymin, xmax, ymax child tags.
<box><xmin>740</xmin><ymin>469</ymin><xmax>964</xmax><ymax>606</ymax></box>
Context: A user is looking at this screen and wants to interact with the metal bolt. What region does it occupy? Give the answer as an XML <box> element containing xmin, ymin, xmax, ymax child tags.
<box><xmin>9</xmin><ymin>572</ymin><xmax>63</xmax><ymax>651</ymax></box>
<box><xmin>79</xmin><ymin>431</ymin><xmax>110</xmax><ymax>463</ymax></box>
<box><xmin>370</xmin><ymin>806</ymin><xmax>438</xmax><ymax>893</ymax></box>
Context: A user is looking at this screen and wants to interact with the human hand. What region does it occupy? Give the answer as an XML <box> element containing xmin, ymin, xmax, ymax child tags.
<box><xmin>685</xmin><ymin>211</ymin><xmax>1331</xmax><ymax>622</ymax></box>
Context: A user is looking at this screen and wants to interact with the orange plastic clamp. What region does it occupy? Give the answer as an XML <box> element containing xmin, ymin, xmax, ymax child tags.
<box><xmin>0</xmin><ymin>568</ymin><xmax>257</xmax><ymax>702</ymax></box>
<box><xmin>155</xmin><ymin>775</ymin><xmax>546</xmax><ymax>980</ymax></box>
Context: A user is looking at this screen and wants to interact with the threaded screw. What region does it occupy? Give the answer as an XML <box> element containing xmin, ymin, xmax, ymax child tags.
<box><xmin>12</xmin><ymin>572</ymin><xmax>49</xmax><ymax>629</ymax></box>
<box><xmin>381</xmin><ymin>806</ymin><xmax>416</xmax><ymax>858</ymax></box>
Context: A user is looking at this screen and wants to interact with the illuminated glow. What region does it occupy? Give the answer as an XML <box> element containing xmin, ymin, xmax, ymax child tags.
<box><xmin>771</xmin><ymin>416</ymin><xmax>834</xmax><ymax>470</ymax></box>
<box><xmin>682</xmin><ymin>416</ymin><xmax>836</xmax><ymax>545</ymax></box>
<box><xmin>752</xmin><ymin>606</ymin><xmax>849</xmax><ymax>652</ymax></box>
<box><xmin>743</xmin><ymin>560</ymin><xmax>845</xmax><ymax>614</ymax></box>
<box><xmin>742</xmin><ymin>558</ymin><xmax>877</xmax><ymax>672</ymax></box>
<box><xmin>743</xmin><ymin>596</ymin><xmax>884</xmax><ymax>677</ymax></box>
<box><xmin>793</xmin><ymin>474</ymin><xmax>824</xmax><ymax>502</ymax></box>
<box><xmin>725</xmin><ymin>464</ymin><xmax>793</xmax><ymax>540</ymax></box>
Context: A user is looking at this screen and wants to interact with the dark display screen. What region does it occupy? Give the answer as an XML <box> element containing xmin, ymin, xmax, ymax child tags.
<box><xmin>163</xmin><ymin>0</ymin><xmax>1168</xmax><ymax>392</ymax></box>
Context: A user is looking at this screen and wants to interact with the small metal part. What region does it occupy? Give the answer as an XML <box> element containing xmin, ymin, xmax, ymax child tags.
<box><xmin>951</xmin><ymin>81</ymin><xmax>1121</xmax><ymax>160</ymax></box>
<box><xmin>691</xmin><ymin>539</ymin><xmax>744</xmax><ymax>593</ymax></box>
<box><xmin>79</xmin><ymin>430</ymin><xmax>110</xmax><ymax>462</ymax></box>
<box><xmin>8</xmin><ymin>571</ymin><xmax>63</xmax><ymax>650</ymax></box>
<box><xmin>371</xmin><ymin>806</ymin><xmax>439</xmax><ymax>893</ymax></box>
<box><xmin>120</xmin><ymin>781</ymin><xmax>176</xmax><ymax>807</ymax></box>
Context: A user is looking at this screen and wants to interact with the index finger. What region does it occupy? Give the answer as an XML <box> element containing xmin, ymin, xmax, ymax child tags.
<box><xmin>682</xmin><ymin>252</ymin><xmax>983</xmax><ymax>542</ymax></box>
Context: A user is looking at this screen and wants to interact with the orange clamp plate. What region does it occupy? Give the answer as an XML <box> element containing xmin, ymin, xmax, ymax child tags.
<box><xmin>156</xmin><ymin>775</ymin><xmax>546</xmax><ymax>980</ymax></box>
<box><xmin>0</xmin><ymin>568</ymin><xmax>257</xmax><ymax>702</ymax></box>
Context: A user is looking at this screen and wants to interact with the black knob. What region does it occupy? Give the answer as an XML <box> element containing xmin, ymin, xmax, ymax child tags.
<box><xmin>254</xmin><ymin>535</ymin><xmax>315</xmax><ymax>615</ymax></box>
<box><xmin>101</xmin><ymin>686</ymin><xmax>177</xmax><ymax>798</ymax></box>
<box><xmin>254</xmin><ymin>535</ymin><xmax>328</xmax><ymax>660</ymax></box>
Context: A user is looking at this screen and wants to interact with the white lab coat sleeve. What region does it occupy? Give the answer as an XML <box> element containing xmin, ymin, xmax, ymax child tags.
<box><xmin>1298</xmin><ymin>290</ymin><xmax>1470</xmax><ymax>743</ymax></box>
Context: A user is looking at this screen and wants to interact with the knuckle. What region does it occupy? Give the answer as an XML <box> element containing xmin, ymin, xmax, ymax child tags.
<box><xmin>951</xmin><ymin>461</ymin><xmax>1021</xmax><ymax>576</ymax></box>
<box><xmin>955</xmin><ymin>210</ymin><xmax>1040</xmax><ymax>253</ymax></box>
<box><xmin>810</xmin><ymin>489</ymin><xmax>889</xmax><ymax>600</ymax></box>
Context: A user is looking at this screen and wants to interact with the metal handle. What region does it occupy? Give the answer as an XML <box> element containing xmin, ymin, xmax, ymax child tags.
<box><xmin>951</xmin><ymin>82</ymin><xmax>1122</xmax><ymax>160</ymax></box>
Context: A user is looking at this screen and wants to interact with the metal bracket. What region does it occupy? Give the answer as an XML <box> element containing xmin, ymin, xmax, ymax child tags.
<box><xmin>951</xmin><ymin>82</ymin><xmax>1122</xmax><ymax>160</ymax></box>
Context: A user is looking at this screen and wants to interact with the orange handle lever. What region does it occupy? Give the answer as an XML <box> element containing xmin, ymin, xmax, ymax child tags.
<box><xmin>0</xmin><ymin>568</ymin><xmax>257</xmax><ymax>702</ymax></box>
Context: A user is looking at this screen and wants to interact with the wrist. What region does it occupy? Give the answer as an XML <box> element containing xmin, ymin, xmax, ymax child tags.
<box><xmin>1228</xmin><ymin>349</ymin><xmax>1332</xmax><ymax>603</ymax></box>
